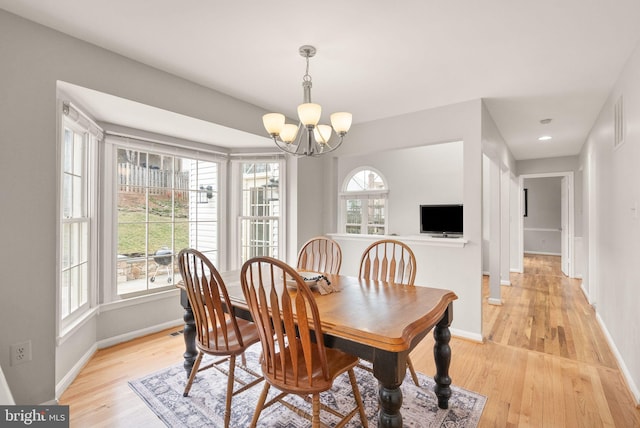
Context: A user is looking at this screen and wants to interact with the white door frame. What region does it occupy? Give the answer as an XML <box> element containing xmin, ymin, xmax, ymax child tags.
<box><xmin>517</xmin><ymin>172</ymin><xmax>575</xmax><ymax>277</ymax></box>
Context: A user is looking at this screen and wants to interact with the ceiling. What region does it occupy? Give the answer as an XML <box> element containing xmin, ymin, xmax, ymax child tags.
<box><xmin>2</xmin><ymin>0</ymin><xmax>640</xmax><ymax>160</ymax></box>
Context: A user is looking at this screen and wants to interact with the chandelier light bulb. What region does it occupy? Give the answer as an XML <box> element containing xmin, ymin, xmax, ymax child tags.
<box><xmin>313</xmin><ymin>124</ymin><xmax>332</xmax><ymax>144</ymax></box>
<box><xmin>330</xmin><ymin>112</ymin><xmax>352</xmax><ymax>135</ymax></box>
<box><xmin>262</xmin><ymin>113</ymin><xmax>285</xmax><ymax>136</ymax></box>
<box><xmin>297</xmin><ymin>103</ymin><xmax>322</xmax><ymax>126</ymax></box>
<box><xmin>279</xmin><ymin>124</ymin><xmax>299</xmax><ymax>143</ymax></box>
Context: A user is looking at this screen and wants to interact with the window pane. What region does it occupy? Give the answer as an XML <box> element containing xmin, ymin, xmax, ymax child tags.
<box><xmin>175</xmin><ymin>190</ymin><xmax>191</xmax><ymax>221</ymax></box>
<box><xmin>118</xmin><ymin>223</ymin><xmax>147</xmax><ymax>257</ymax></box>
<box><xmin>118</xmin><ymin>186</ymin><xmax>147</xmax><ymax>222</ymax></box>
<box><xmin>346</xmin><ymin>169</ymin><xmax>385</xmax><ymax>191</ymax></box>
<box><xmin>62</xmin><ymin>223</ymin><xmax>70</xmax><ymax>269</ymax></box>
<box><xmin>80</xmin><ymin>222</ymin><xmax>88</xmax><ymax>264</ymax></box>
<box><xmin>62</xmin><ymin>174</ymin><xmax>72</xmax><ymax>218</ymax></box>
<box><xmin>61</xmin><ymin>270</ymin><xmax>70</xmax><ymax>318</ymax></box>
<box><xmin>63</xmin><ymin>129</ymin><xmax>73</xmax><ymax>173</ymax></box>
<box><xmin>346</xmin><ymin>225</ymin><xmax>361</xmax><ymax>234</ymax></box>
<box><xmin>368</xmin><ymin>198</ymin><xmax>385</xmax><ymax>225</ymax></box>
<box><xmin>71</xmin><ymin>175</ymin><xmax>84</xmax><ymax>217</ymax></box>
<box><xmin>346</xmin><ymin>199</ymin><xmax>362</xmax><ymax>224</ymax></box>
<box><xmin>148</xmin><ymin>223</ymin><xmax>173</xmax><ymax>255</ymax></box>
<box><xmin>239</xmin><ymin>161</ymin><xmax>280</xmax><ymax>263</ymax></box>
<box><xmin>70</xmin><ymin>265</ymin><xmax>79</xmax><ymax>311</ymax></box>
<box><xmin>367</xmin><ymin>226</ymin><xmax>385</xmax><ymax>235</ymax></box>
<box><xmin>73</xmin><ymin>132</ymin><xmax>84</xmax><ymax>175</ymax></box>
<box><xmin>149</xmin><ymin>191</ymin><xmax>173</xmax><ymax>222</ymax></box>
<box><xmin>79</xmin><ymin>262</ymin><xmax>88</xmax><ymax>307</ymax></box>
<box><xmin>68</xmin><ymin>222</ymin><xmax>79</xmax><ymax>267</ymax></box>
<box><xmin>116</xmin><ymin>149</ymin><xmax>219</xmax><ymax>296</ymax></box>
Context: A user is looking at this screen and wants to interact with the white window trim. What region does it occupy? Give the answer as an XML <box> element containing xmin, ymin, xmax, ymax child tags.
<box><xmin>229</xmin><ymin>157</ymin><xmax>286</xmax><ymax>270</ymax></box>
<box><xmin>57</xmin><ymin>100</ymin><xmax>102</xmax><ymax>337</ymax></box>
<box><xmin>102</xmin><ymin>134</ymin><xmax>229</xmax><ymax>303</ymax></box>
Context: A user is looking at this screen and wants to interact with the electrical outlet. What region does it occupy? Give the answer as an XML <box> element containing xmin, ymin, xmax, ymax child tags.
<box><xmin>10</xmin><ymin>340</ymin><xmax>32</xmax><ymax>366</ymax></box>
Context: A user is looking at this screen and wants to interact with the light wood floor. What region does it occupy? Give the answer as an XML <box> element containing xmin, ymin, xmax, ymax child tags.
<box><xmin>59</xmin><ymin>254</ymin><xmax>640</xmax><ymax>427</ymax></box>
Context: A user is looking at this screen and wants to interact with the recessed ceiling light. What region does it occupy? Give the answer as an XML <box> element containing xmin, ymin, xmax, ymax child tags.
<box><xmin>538</xmin><ymin>135</ymin><xmax>552</xmax><ymax>141</ymax></box>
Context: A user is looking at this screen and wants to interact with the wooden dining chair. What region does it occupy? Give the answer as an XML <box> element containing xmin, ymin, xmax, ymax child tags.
<box><xmin>358</xmin><ymin>239</ymin><xmax>420</xmax><ymax>386</ymax></box>
<box><xmin>240</xmin><ymin>256</ymin><xmax>369</xmax><ymax>428</ymax></box>
<box><xmin>296</xmin><ymin>236</ymin><xmax>343</xmax><ymax>274</ymax></box>
<box><xmin>177</xmin><ymin>248</ymin><xmax>263</xmax><ymax>428</ymax></box>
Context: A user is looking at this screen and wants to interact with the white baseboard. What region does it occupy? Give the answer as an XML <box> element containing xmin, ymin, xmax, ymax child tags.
<box><xmin>96</xmin><ymin>319</ymin><xmax>183</xmax><ymax>349</ymax></box>
<box><xmin>487</xmin><ymin>297</ymin><xmax>503</xmax><ymax>306</ymax></box>
<box><xmin>500</xmin><ymin>279</ymin><xmax>511</xmax><ymax>286</ymax></box>
<box><xmin>55</xmin><ymin>343</ymin><xmax>97</xmax><ymax>400</ymax></box>
<box><xmin>579</xmin><ymin>283</ymin><xmax>592</xmax><ymax>305</ymax></box>
<box><xmin>595</xmin><ymin>313</ymin><xmax>640</xmax><ymax>406</ymax></box>
<box><xmin>55</xmin><ymin>319</ymin><xmax>183</xmax><ymax>400</ymax></box>
<box><xmin>524</xmin><ymin>251</ymin><xmax>561</xmax><ymax>256</ymax></box>
<box><xmin>450</xmin><ymin>328</ymin><xmax>483</xmax><ymax>343</ymax></box>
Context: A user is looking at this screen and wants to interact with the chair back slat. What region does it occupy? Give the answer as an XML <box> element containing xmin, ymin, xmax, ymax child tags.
<box><xmin>358</xmin><ymin>239</ymin><xmax>417</xmax><ymax>285</ymax></box>
<box><xmin>241</xmin><ymin>257</ymin><xmax>329</xmax><ymax>389</ymax></box>
<box><xmin>297</xmin><ymin>236</ymin><xmax>342</xmax><ymax>274</ymax></box>
<box><xmin>178</xmin><ymin>249</ymin><xmax>244</xmax><ymax>352</ymax></box>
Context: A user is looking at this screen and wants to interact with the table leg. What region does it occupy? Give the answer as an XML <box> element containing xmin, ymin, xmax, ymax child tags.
<box><xmin>433</xmin><ymin>303</ymin><xmax>453</xmax><ymax>409</ymax></box>
<box><xmin>373</xmin><ymin>350</ymin><xmax>407</xmax><ymax>428</ymax></box>
<box><xmin>180</xmin><ymin>289</ymin><xmax>197</xmax><ymax>376</ymax></box>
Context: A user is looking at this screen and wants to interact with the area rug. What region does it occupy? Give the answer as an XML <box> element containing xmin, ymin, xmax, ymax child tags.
<box><xmin>129</xmin><ymin>344</ymin><xmax>486</xmax><ymax>427</ymax></box>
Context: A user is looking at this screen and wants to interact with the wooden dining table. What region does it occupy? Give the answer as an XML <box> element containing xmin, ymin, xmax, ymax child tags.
<box><xmin>178</xmin><ymin>270</ymin><xmax>458</xmax><ymax>428</ymax></box>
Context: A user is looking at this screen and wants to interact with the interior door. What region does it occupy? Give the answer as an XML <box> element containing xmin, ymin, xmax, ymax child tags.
<box><xmin>561</xmin><ymin>176</ymin><xmax>569</xmax><ymax>276</ymax></box>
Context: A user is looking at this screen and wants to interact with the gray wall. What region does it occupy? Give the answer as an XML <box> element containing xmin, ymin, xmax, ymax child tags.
<box><xmin>523</xmin><ymin>177</ymin><xmax>562</xmax><ymax>254</ymax></box>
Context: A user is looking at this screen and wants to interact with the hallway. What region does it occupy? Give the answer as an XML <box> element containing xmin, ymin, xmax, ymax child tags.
<box><xmin>413</xmin><ymin>254</ymin><xmax>640</xmax><ymax>427</ymax></box>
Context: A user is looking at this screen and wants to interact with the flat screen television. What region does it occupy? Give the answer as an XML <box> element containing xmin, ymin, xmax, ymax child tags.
<box><xmin>420</xmin><ymin>204</ymin><xmax>463</xmax><ymax>237</ymax></box>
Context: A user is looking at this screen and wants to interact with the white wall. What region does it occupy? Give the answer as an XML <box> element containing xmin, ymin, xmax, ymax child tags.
<box><xmin>481</xmin><ymin>101</ymin><xmax>517</xmax><ymax>298</ymax></box>
<box><xmin>0</xmin><ymin>10</ymin><xmax>270</xmax><ymax>404</ymax></box>
<box><xmin>580</xmin><ymin>38</ymin><xmax>640</xmax><ymax>403</ymax></box>
<box><xmin>335</xmin><ymin>142</ymin><xmax>464</xmax><ymax>236</ymax></box>
<box><xmin>319</xmin><ymin>100</ymin><xmax>485</xmax><ymax>338</ymax></box>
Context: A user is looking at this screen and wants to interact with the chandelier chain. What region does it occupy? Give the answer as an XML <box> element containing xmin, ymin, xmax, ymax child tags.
<box><xmin>303</xmin><ymin>55</ymin><xmax>312</xmax><ymax>82</ymax></box>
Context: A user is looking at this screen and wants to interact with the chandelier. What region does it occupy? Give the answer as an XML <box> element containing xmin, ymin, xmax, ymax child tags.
<box><xmin>262</xmin><ymin>45</ymin><xmax>352</xmax><ymax>157</ymax></box>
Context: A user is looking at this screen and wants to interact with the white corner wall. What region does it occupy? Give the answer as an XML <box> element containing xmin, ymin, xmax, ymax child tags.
<box><xmin>580</xmin><ymin>39</ymin><xmax>640</xmax><ymax>404</ymax></box>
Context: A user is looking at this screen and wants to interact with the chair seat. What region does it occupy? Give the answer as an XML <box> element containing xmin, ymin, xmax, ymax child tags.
<box><xmin>264</xmin><ymin>339</ymin><xmax>359</xmax><ymax>395</ymax></box>
<box><xmin>198</xmin><ymin>317</ymin><xmax>260</xmax><ymax>356</ymax></box>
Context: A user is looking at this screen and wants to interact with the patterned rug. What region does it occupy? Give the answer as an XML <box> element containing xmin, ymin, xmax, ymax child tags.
<box><xmin>129</xmin><ymin>344</ymin><xmax>485</xmax><ymax>427</ymax></box>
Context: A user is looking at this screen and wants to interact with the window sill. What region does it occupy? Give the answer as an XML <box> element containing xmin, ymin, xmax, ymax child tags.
<box><xmin>327</xmin><ymin>233</ymin><xmax>468</xmax><ymax>248</ymax></box>
<box><xmin>58</xmin><ymin>307</ymin><xmax>99</xmax><ymax>346</ymax></box>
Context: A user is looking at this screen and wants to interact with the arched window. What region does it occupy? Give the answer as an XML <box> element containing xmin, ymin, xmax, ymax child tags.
<box><xmin>340</xmin><ymin>167</ymin><xmax>388</xmax><ymax>235</ymax></box>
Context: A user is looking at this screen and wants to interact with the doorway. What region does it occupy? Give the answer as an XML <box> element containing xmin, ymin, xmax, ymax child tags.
<box><xmin>518</xmin><ymin>172</ymin><xmax>574</xmax><ymax>277</ymax></box>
